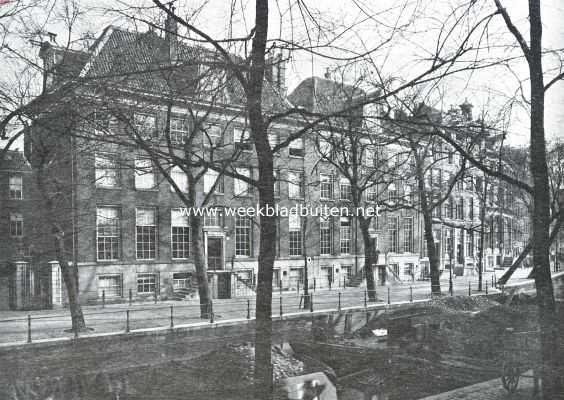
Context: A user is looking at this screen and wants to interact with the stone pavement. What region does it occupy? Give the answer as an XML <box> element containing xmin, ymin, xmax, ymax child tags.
<box><xmin>418</xmin><ymin>374</ymin><xmax>536</xmax><ymax>400</ymax></box>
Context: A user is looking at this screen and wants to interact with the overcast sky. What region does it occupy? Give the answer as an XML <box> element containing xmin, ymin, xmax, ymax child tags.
<box><xmin>2</xmin><ymin>0</ymin><xmax>563</xmax><ymax>148</ymax></box>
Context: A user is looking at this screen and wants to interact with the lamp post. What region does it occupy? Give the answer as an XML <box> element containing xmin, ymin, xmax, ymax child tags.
<box><xmin>449</xmin><ymin>243</ymin><xmax>454</xmax><ymax>296</ymax></box>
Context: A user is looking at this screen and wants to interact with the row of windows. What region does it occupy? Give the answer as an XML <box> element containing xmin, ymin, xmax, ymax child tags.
<box><xmin>97</xmin><ymin>273</ymin><xmax>157</xmax><ymax>297</ymax></box>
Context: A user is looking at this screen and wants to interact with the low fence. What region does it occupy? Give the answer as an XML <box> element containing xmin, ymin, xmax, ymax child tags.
<box><xmin>0</xmin><ymin>277</ymin><xmax>502</xmax><ymax>346</ymax></box>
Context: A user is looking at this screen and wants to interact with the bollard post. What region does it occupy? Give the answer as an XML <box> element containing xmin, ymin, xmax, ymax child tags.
<box><xmin>310</xmin><ymin>294</ymin><xmax>314</xmax><ymax>312</ymax></box>
<box><xmin>27</xmin><ymin>314</ymin><xmax>31</xmax><ymax>343</ymax></box>
<box><xmin>314</xmin><ymin>278</ymin><xmax>316</xmax><ymax>292</ymax></box>
<box><xmin>247</xmin><ymin>299</ymin><xmax>251</xmax><ymax>319</ymax></box>
<box><xmin>364</xmin><ymin>290</ymin><xmax>367</xmax><ymax>308</ymax></box>
<box><xmin>387</xmin><ymin>287</ymin><xmax>390</xmax><ymax>305</ymax></box>
<box><xmin>280</xmin><ymin>297</ymin><xmax>283</xmax><ymax>318</ymax></box>
<box><xmin>102</xmin><ymin>290</ymin><xmax>106</xmax><ymax>308</ymax></box>
<box><xmin>468</xmin><ymin>281</ymin><xmax>471</xmax><ymax>296</ymax></box>
<box><xmin>126</xmin><ymin>310</ymin><xmax>130</xmax><ymax>333</ymax></box>
<box><xmin>410</xmin><ymin>286</ymin><xmax>413</xmax><ymax>302</ymax></box>
<box><xmin>129</xmin><ymin>288</ymin><xmax>132</xmax><ymax>306</ymax></box>
<box><xmin>486</xmin><ymin>281</ymin><xmax>489</xmax><ymax>295</ymax></box>
<box><xmin>154</xmin><ymin>289</ymin><xmax>157</xmax><ymax>304</ymax></box>
<box><xmin>329</xmin><ymin>280</ymin><xmax>332</xmax><ymax>291</ymax></box>
<box><xmin>209</xmin><ymin>301</ymin><xmax>214</xmax><ymax>322</ymax></box>
<box><xmin>280</xmin><ymin>280</ymin><xmax>282</xmax><ymax>295</ymax></box>
<box><xmin>74</xmin><ymin>325</ymin><xmax>78</xmax><ymax>340</ymax></box>
<box><xmin>170</xmin><ymin>305</ymin><xmax>174</xmax><ymax>329</ymax></box>
<box><xmin>338</xmin><ymin>292</ymin><xmax>341</xmax><ymax>311</ymax></box>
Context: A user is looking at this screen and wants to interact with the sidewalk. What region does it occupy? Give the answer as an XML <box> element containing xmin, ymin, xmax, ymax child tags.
<box><xmin>418</xmin><ymin>374</ymin><xmax>536</xmax><ymax>400</ymax></box>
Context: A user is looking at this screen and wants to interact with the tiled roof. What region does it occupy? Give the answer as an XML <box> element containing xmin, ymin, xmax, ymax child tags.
<box><xmin>287</xmin><ymin>76</ymin><xmax>366</xmax><ymax>114</ymax></box>
<box><xmin>78</xmin><ymin>26</ymin><xmax>289</xmax><ymax>113</ymax></box>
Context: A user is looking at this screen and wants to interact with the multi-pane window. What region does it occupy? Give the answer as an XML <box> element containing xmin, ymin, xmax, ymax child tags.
<box><xmin>320</xmin><ymin>174</ymin><xmax>333</xmax><ymax>200</ymax></box>
<box><xmin>289</xmin><ymin>214</ymin><xmax>302</xmax><ymax>256</ymax></box>
<box><xmin>364</xmin><ymin>147</ymin><xmax>375</xmax><ymax>167</ymax></box>
<box><xmin>170</xmin><ymin>117</ymin><xmax>188</xmax><ymax>143</ymax></box>
<box><xmin>274</xmin><ymin>169</ymin><xmax>280</xmax><ymax>198</ymax></box>
<box><xmin>98</xmin><ymin>275</ymin><xmax>122</xmax><ymax>298</ymax></box>
<box><xmin>366</xmin><ymin>183</ymin><xmax>377</xmax><ymax>202</ymax></box>
<box><xmin>134</xmin><ymin>158</ymin><xmax>156</xmax><ymax>190</ymax></box>
<box><xmin>234</xmin><ymin>128</ymin><xmax>252</xmax><ymax>151</ymax></box>
<box><xmin>202</xmin><ymin>124</ymin><xmax>222</xmax><ymax>147</ymax></box>
<box><xmin>133</xmin><ymin>113</ymin><xmax>157</xmax><ymax>139</ymax></box>
<box><xmin>339</xmin><ymin>217</ymin><xmax>351</xmax><ymax>254</ymax></box>
<box><xmin>388</xmin><ymin>183</ymin><xmax>398</xmax><ymax>203</ymax></box>
<box><xmin>288</xmin><ymin>170</ymin><xmax>305</xmax><ymax>199</ymax></box>
<box><xmin>204</xmin><ymin>169</ymin><xmax>224</xmax><ymax>194</ymax></box>
<box><xmin>466</xmin><ymin>230</ymin><xmax>474</xmax><ymax>257</ymax></box>
<box><xmin>96</xmin><ymin>207</ymin><xmax>120</xmax><ymax>260</ymax></box>
<box><xmin>403</xmin><ymin>217</ymin><xmax>414</xmax><ymax>253</ymax></box>
<box><xmin>136</xmin><ymin>207</ymin><xmax>157</xmax><ymax>260</ymax></box>
<box><xmin>137</xmin><ymin>273</ymin><xmax>157</xmax><ymax>294</ymax></box>
<box><xmin>171</xmin><ymin>208</ymin><xmax>190</xmax><ymax>259</ymax></box>
<box><xmin>9</xmin><ymin>175</ymin><xmax>23</xmax><ymax>199</ymax></box>
<box><xmin>289</xmin><ymin>138</ymin><xmax>305</xmax><ymax>157</ymax></box>
<box><xmin>339</xmin><ymin>178</ymin><xmax>352</xmax><ymax>201</ymax></box>
<box><xmin>203</xmin><ymin>208</ymin><xmax>223</xmax><ymax>227</ymax></box>
<box><xmin>388</xmin><ymin>216</ymin><xmax>399</xmax><ymax>253</ymax></box>
<box><xmin>234</xmin><ymin>168</ymin><xmax>251</xmax><ymax>196</ymax></box>
<box><xmin>319</xmin><ymin>216</ymin><xmax>332</xmax><ymax>255</ymax></box>
<box><xmin>235</xmin><ymin>215</ymin><xmax>252</xmax><ymax>256</ymax></box>
<box><xmin>9</xmin><ymin>213</ymin><xmax>23</xmax><ymax>237</ymax></box>
<box><xmin>170</xmin><ymin>166</ymin><xmax>188</xmax><ymax>193</ymax></box>
<box><xmin>456</xmin><ymin>197</ymin><xmax>464</xmax><ymax>220</ymax></box>
<box><xmin>95</xmin><ymin>153</ymin><xmax>120</xmax><ymax>187</ymax></box>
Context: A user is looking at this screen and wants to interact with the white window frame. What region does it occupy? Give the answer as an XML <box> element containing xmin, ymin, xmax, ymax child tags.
<box><xmin>10</xmin><ymin>213</ymin><xmax>23</xmax><ymax>237</ymax></box>
<box><xmin>136</xmin><ymin>207</ymin><xmax>157</xmax><ymax>260</ymax></box>
<box><xmin>9</xmin><ymin>175</ymin><xmax>23</xmax><ymax>199</ymax></box>
<box><xmin>288</xmin><ymin>170</ymin><xmax>304</xmax><ymax>199</ymax></box>
<box><xmin>134</xmin><ymin>158</ymin><xmax>156</xmax><ymax>190</ymax></box>
<box><xmin>320</xmin><ymin>174</ymin><xmax>333</xmax><ymax>200</ymax></box>
<box><xmin>339</xmin><ymin>217</ymin><xmax>351</xmax><ymax>255</ymax></box>
<box><xmin>171</xmin><ymin>208</ymin><xmax>190</xmax><ymax>259</ymax></box>
<box><xmin>170</xmin><ymin>166</ymin><xmax>188</xmax><ymax>193</ymax></box>
<box><xmin>98</xmin><ymin>274</ymin><xmax>122</xmax><ymax>298</ymax></box>
<box><xmin>96</xmin><ymin>207</ymin><xmax>120</xmax><ymax>261</ymax></box>
<box><xmin>170</xmin><ymin>117</ymin><xmax>189</xmax><ymax>144</ymax></box>
<box><xmin>95</xmin><ymin>153</ymin><xmax>120</xmax><ymax>188</ymax></box>
<box><xmin>235</xmin><ymin>215</ymin><xmax>252</xmax><ymax>257</ymax></box>
<box><xmin>289</xmin><ymin>214</ymin><xmax>302</xmax><ymax>256</ymax></box>
<box><xmin>234</xmin><ymin>167</ymin><xmax>251</xmax><ymax>196</ymax></box>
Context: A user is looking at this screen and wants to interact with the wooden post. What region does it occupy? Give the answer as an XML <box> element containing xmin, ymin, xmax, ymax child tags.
<box><xmin>126</xmin><ymin>310</ymin><xmax>130</xmax><ymax>333</ymax></box>
<box><xmin>468</xmin><ymin>281</ymin><xmax>471</xmax><ymax>296</ymax></box>
<box><xmin>102</xmin><ymin>290</ymin><xmax>106</xmax><ymax>308</ymax></box>
<box><xmin>338</xmin><ymin>292</ymin><xmax>341</xmax><ymax>311</ymax></box>
<box><xmin>280</xmin><ymin>296</ymin><xmax>283</xmax><ymax>318</ymax></box>
<box><xmin>410</xmin><ymin>286</ymin><xmax>413</xmax><ymax>302</ymax></box>
<box><xmin>387</xmin><ymin>287</ymin><xmax>390</xmax><ymax>305</ymax></box>
<box><xmin>129</xmin><ymin>288</ymin><xmax>132</xmax><ymax>306</ymax></box>
<box><xmin>247</xmin><ymin>299</ymin><xmax>251</xmax><ymax>319</ymax></box>
<box><xmin>170</xmin><ymin>305</ymin><xmax>174</xmax><ymax>328</ymax></box>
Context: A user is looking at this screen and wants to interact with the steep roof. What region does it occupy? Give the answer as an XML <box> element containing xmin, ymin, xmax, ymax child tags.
<box><xmin>287</xmin><ymin>76</ymin><xmax>366</xmax><ymax>114</ymax></box>
<box><xmin>76</xmin><ymin>26</ymin><xmax>289</xmax><ymax>112</ymax></box>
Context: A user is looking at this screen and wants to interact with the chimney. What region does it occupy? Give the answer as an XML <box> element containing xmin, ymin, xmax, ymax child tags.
<box><xmin>165</xmin><ymin>4</ymin><xmax>178</xmax><ymax>63</ymax></box>
<box><xmin>459</xmin><ymin>98</ymin><xmax>473</xmax><ymax>121</ymax></box>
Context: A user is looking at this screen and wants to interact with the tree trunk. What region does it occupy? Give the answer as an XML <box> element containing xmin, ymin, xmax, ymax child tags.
<box><xmin>190</xmin><ymin>215</ymin><xmax>212</xmax><ymax>318</ymax></box>
<box><xmin>417</xmin><ymin>177</ymin><xmax>441</xmax><ymax>295</ymax></box>
<box><xmin>302</xmin><ymin>218</ymin><xmax>310</xmax><ymax>309</ymax></box>
<box><xmin>478</xmin><ymin>180</ymin><xmax>487</xmax><ymax>291</ymax></box>
<box><xmin>359</xmin><ymin>217</ymin><xmax>377</xmax><ymax>301</ymax></box>
<box><xmin>527</xmin><ymin>1</ymin><xmax>562</xmax><ymax>397</ymax></box>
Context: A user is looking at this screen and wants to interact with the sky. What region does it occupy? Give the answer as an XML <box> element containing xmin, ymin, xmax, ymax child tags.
<box><xmin>1</xmin><ymin>0</ymin><xmax>563</xmax><ymax>149</ymax></box>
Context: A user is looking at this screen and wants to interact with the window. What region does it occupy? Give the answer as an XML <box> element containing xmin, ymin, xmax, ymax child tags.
<box><xmin>235</xmin><ymin>215</ymin><xmax>252</xmax><ymax>256</ymax></box>
<box><xmin>404</xmin><ymin>184</ymin><xmax>413</xmax><ymax>205</ymax></box>
<box><xmin>91</xmin><ymin>111</ymin><xmax>111</xmax><ymax>136</ymax></box>
<box><xmin>466</xmin><ymin>230</ymin><xmax>474</xmax><ymax>257</ymax></box>
<box><xmin>403</xmin><ymin>217</ymin><xmax>414</xmax><ymax>253</ymax></box>
<box><xmin>234</xmin><ymin>128</ymin><xmax>252</xmax><ymax>151</ymax></box>
<box><xmin>95</xmin><ymin>153</ymin><xmax>120</xmax><ymax>188</ymax></box>
<box><xmin>96</xmin><ymin>207</ymin><xmax>120</xmax><ymax>261</ymax></box>
<box><xmin>136</xmin><ymin>207</ymin><xmax>157</xmax><ymax>260</ymax></box>
<box><xmin>202</xmin><ymin>124</ymin><xmax>222</xmax><ymax>147</ymax></box>
<box><xmin>366</xmin><ymin>183</ymin><xmax>377</xmax><ymax>202</ymax></box>
<box><xmin>289</xmin><ymin>138</ymin><xmax>305</xmax><ymax>157</ymax></box>
<box><xmin>340</xmin><ymin>217</ymin><xmax>351</xmax><ymax>254</ymax></box>
<box><xmin>388</xmin><ymin>216</ymin><xmax>399</xmax><ymax>253</ymax></box>
<box><xmin>98</xmin><ymin>275</ymin><xmax>122</xmax><ymax>298</ymax></box>
<box><xmin>274</xmin><ymin>169</ymin><xmax>280</xmax><ymax>198</ymax></box>
<box><xmin>456</xmin><ymin>197</ymin><xmax>464</xmax><ymax>220</ymax></box>
<box><xmin>234</xmin><ymin>167</ymin><xmax>251</xmax><ymax>196</ymax></box>
<box><xmin>320</xmin><ymin>174</ymin><xmax>333</xmax><ymax>200</ymax></box>
<box><xmin>170</xmin><ymin>166</ymin><xmax>188</xmax><ymax>193</ymax></box>
<box><xmin>289</xmin><ymin>214</ymin><xmax>302</xmax><ymax>256</ymax></box>
<box><xmin>268</xmin><ymin>131</ymin><xmax>279</xmax><ymax>149</ymax></box>
<box><xmin>134</xmin><ymin>158</ymin><xmax>156</xmax><ymax>190</ymax></box>
<box><xmin>204</xmin><ymin>169</ymin><xmax>224</xmax><ymax>194</ymax></box>
<box><xmin>364</xmin><ymin>147</ymin><xmax>375</xmax><ymax>167</ymax></box>
<box><xmin>404</xmin><ymin>263</ymin><xmax>414</xmax><ymax>278</ymax></box>
<box><xmin>137</xmin><ymin>273</ymin><xmax>157</xmax><ymax>294</ymax></box>
<box><xmin>170</xmin><ymin>117</ymin><xmax>189</xmax><ymax>143</ymax></box>
<box><xmin>133</xmin><ymin>113</ymin><xmax>157</xmax><ymax>139</ymax></box>
<box><xmin>9</xmin><ymin>175</ymin><xmax>23</xmax><ymax>199</ymax></box>
<box><xmin>171</xmin><ymin>208</ymin><xmax>190</xmax><ymax>259</ymax></box>
<box><xmin>339</xmin><ymin>178</ymin><xmax>352</xmax><ymax>201</ymax></box>
<box><xmin>320</xmin><ymin>216</ymin><xmax>332</xmax><ymax>255</ymax></box>
<box><xmin>288</xmin><ymin>170</ymin><xmax>304</xmax><ymax>199</ymax></box>
<box><xmin>388</xmin><ymin>183</ymin><xmax>398</xmax><ymax>203</ymax></box>
<box><xmin>204</xmin><ymin>208</ymin><xmax>223</xmax><ymax>227</ymax></box>
<box><xmin>318</xmin><ymin>138</ymin><xmax>332</xmax><ymax>158</ymax></box>
<box><xmin>9</xmin><ymin>213</ymin><xmax>23</xmax><ymax>237</ymax></box>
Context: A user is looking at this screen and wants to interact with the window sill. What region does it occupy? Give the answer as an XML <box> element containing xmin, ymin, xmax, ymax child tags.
<box><xmin>135</xmin><ymin>188</ymin><xmax>159</xmax><ymax>192</ymax></box>
<box><xmin>96</xmin><ymin>186</ymin><xmax>122</xmax><ymax>190</ymax></box>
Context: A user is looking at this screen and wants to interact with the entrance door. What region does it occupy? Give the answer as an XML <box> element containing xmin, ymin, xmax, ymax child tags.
<box><xmin>378</xmin><ymin>266</ymin><xmax>387</xmax><ymax>285</ymax></box>
<box><xmin>217</xmin><ymin>273</ymin><xmax>231</xmax><ymax>299</ymax></box>
<box><xmin>207</xmin><ymin>237</ymin><xmax>223</xmax><ymax>270</ymax></box>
